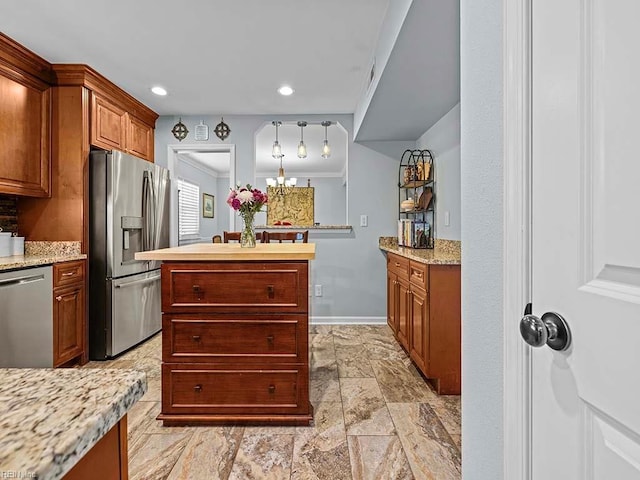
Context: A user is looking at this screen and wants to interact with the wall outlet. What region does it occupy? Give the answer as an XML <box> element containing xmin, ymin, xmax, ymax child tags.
<box><xmin>444</xmin><ymin>211</ymin><xmax>451</xmax><ymax>226</ymax></box>
<box><xmin>314</xmin><ymin>285</ymin><xmax>323</xmax><ymax>297</ymax></box>
<box><xmin>360</xmin><ymin>214</ymin><xmax>368</xmax><ymax>227</ymax></box>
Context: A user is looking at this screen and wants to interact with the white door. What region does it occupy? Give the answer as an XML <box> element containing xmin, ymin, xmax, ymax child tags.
<box><xmin>531</xmin><ymin>0</ymin><xmax>640</xmax><ymax>478</ymax></box>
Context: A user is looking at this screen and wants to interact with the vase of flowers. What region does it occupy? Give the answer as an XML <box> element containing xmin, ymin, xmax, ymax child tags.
<box><xmin>227</xmin><ymin>184</ymin><xmax>268</xmax><ymax>248</ymax></box>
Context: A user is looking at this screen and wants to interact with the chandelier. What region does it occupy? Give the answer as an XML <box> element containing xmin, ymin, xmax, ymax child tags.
<box><xmin>266</xmin><ymin>155</ymin><xmax>297</xmax><ymax>196</ymax></box>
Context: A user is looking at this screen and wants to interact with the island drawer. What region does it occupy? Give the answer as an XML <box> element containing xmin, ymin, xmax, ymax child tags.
<box><xmin>162</xmin><ymin>364</ymin><xmax>309</xmax><ymax>415</ymax></box>
<box><xmin>161</xmin><ymin>262</ymin><xmax>308</xmax><ymax>313</ymax></box>
<box><xmin>162</xmin><ymin>314</ymin><xmax>307</xmax><ymax>363</ymax></box>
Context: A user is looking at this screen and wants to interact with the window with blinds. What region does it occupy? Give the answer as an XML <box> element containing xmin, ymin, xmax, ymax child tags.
<box><xmin>177</xmin><ymin>179</ymin><xmax>200</xmax><ymax>239</ymax></box>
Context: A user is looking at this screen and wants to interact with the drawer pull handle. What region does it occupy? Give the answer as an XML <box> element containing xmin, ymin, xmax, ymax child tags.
<box><xmin>55</xmin><ymin>295</ymin><xmax>62</xmax><ymax>302</ymax></box>
<box><xmin>192</xmin><ymin>285</ymin><xmax>202</xmax><ymax>300</ymax></box>
<box><xmin>395</xmin><ymin>262</ymin><xmax>401</xmax><ymax>267</ymax></box>
<box><xmin>267</xmin><ymin>335</ymin><xmax>274</xmax><ymax>344</ymax></box>
<box><xmin>413</xmin><ymin>271</ymin><xmax>423</xmax><ymax>278</ymax></box>
<box><xmin>194</xmin><ymin>384</ymin><xmax>202</xmax><ymax>393</ymax></box>
<box><xmin>268</xmin><ymin>385</ymin><xmax>276</xmax><ymax>394</ymax></box>
<box><xmin>267</xmin><ymin>285</ymin><xmax>274</xmax><ymax>298</ymax></box>
<box><xmin>61</xmin><ymin>272</ymin><xmax>75</xmax><ymax>277</ymax></box>
<box><xmin>192</xmin><ymin>335</ymin><xmax>201</xmax><ymax>342</ymax></box>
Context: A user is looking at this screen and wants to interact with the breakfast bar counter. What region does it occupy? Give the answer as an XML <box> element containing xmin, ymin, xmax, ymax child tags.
<box><xmin>0</xmin><ymin>368</ymin><xmax>146</xmax><ymax>480</ymax></box>
<box><xmin>136</xmin><ymin>243</ymin><xmax>316</xmax><ymax>426</ymax></box>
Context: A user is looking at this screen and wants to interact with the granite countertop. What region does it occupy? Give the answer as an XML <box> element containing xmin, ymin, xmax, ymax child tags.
<box><xmin>0</xmin><ymin>368</ymin><xmax>146</xmax><ymax>480</ymax></box>
<box><xmin>255</xmin><ymin>225</ymin><xmax>352</xmax><ymax>230</ymax></box>
<box><xmin>136</xmin><ymin>242</ymin><xmax>316</xmax><ymax>261</ymax></box>
<box><xmin>379</xmin><ymin>237</ymin><xmax>461</xmax><ymax>265</ymax></box>
<box><xmin>0</xmin><ymin>241</ymin><xmax>86</xmax><ymax>272</ymax></box>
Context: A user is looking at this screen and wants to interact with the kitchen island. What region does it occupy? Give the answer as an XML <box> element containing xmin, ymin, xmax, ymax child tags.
<box><xmin>0</xmin><ymin>368</ymin><xmax>146</xmax><ymax>480</ymax></box>
<box><xmin>136</xmin><ymin>243</ymin><xmax>315</xmax><ymax>426</ymax></box>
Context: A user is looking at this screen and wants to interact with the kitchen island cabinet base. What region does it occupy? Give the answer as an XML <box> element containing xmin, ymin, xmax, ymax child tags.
<box><xmin>149</xmin><ymin>251</ymin><xmax>316</xmax><ymax>427</ymax></box>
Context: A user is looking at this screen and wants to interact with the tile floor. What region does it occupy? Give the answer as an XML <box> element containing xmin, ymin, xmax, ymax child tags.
<box><xmin>85</xmin><ymin>324</ymin><xmax>461</xmax><ymax>480</ymax></box>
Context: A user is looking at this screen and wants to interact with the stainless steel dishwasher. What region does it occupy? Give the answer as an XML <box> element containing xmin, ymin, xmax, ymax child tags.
<box><xmin>0</xmin><ymin>266</ymin><xmax>53</xmax><ymax>367</ymax></box>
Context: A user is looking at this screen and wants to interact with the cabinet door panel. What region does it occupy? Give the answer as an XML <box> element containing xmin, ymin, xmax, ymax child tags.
<box><xmin>409</xmin><ymin>286</ymin><xmax>429</xmax><ymax>373</ymax></box>
<box><xmin>91</xmin><ymin>94</ymin><xmax>125</xmax><ymax>150</ymax></box>
<box><xmin>397</xmin><ymin>279</ymin><xmax>410</xmax><ymax>351</ymax></box>
<box><xmin>127</xmin><ymin>114</ymin><xmax>153</xmax><ymax>161</ymax></box>
<box><xmin>387</xmin><ymin>270</ymin><xmax>398</xmax><ymax>334</ymax></box>
<box><xmin>0</xmin><ymin>74</ymin><xmax>50</xmax><ymax>197</ymax></box>
<box><xmin>53</xmin><ymin>284</ymin><xmax>84</xmax><ymax>366</ymax></box>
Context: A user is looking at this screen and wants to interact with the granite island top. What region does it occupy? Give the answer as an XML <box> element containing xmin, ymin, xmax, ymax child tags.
<box><xmin>379</xmin><ymin>237</ymin><xmax>461</xmax><ymax>265</ymax></box>
<box><xmin>0</xmin><ymin>368</ymin><xmax>146</xmax><ymax>480</ymax></box>
<box><xmin>0</xmin><ymin>241</ymin><xmax>86</xmax><ymax>272</ymax></box>
<box><xmin>135</xmin><ymin>242</ymin><xmax>316</xmax><ymax>261</ymax></box>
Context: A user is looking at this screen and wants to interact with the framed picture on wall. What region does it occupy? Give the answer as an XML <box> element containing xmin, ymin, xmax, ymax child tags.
<box><xmin>202</xmin><ymin>193</ymin><xmax>214</xmax><ymax>218</ymax></box>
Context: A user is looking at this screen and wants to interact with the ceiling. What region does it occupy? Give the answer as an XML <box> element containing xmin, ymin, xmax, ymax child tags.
<box><xmin>0</xmin><ymin>0</ymin><xmax>389</xmax><ymax>116</ymax></box>
<box><xmin>177</xmin><ymin>151</ymin><xmax>230</xmax><ymax>176</ymax></box>
<box><xmin>1</xmin><ymin>0</ymin><xmax>461</xmax><ymax>144</ymax></box>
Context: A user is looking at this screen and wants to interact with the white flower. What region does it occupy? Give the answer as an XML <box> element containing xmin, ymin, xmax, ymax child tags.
<box><xmin>237</xmin><ymin>190</ymin><xmax>254</xmax><ymax>203</ymax></box>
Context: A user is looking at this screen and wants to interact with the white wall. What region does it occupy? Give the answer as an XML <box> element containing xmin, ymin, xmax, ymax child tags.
<box><xmin>353</xmin><ymin>0</ymin><xmax>414</xmax><ymax>137</ymax></box>
<box><xmin>175</xmin><ymin>159</ymin><xmax>219</xmax><ymax>243</ymax></box>
<box><xmin>416</xmin><ymin>103</ymin><xmax>461</xmax><ymax>240</ymax></box>
<box><xmin>155</xmin><ymin>114</ymin><xmax>412</xmax><ymax>321</ymax></box>
<box><xmin>461</xmin><ymin>0</ymin><xmax>504</xmax><ymax>478</ymax></box>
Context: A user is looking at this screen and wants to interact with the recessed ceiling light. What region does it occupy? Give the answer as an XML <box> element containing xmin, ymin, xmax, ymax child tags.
<box><xmin>277</xmin><ymin>85</ymin><xmax>294</xmax><ymax>96</ymax></box>
<box><xmin>151</xmin><ymin>86</ymin><xmax>167</xmax><ymax>96</ymax></box>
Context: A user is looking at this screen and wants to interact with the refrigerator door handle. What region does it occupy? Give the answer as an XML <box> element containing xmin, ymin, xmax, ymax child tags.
<box><xmin>142</xmin><ymin>171</ymin><xmax>156</xmax><ymax>251</ymax></box>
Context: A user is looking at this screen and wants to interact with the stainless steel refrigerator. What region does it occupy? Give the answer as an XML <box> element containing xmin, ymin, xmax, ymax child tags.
<box><xmin>89</xmin><ymin>150</ymin><xmax>170</xmax><ymax>359</ymax></box>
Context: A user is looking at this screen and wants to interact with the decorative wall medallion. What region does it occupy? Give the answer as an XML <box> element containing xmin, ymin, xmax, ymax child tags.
<box><xmin>214</xmin><ymin>117</ymin><xmax>231</xmax><ymax>141</ymax></box>
<box><xmin>171</xmin><ymin>117</ymin><xmax>189</xmax><ymax>141</ymax></box>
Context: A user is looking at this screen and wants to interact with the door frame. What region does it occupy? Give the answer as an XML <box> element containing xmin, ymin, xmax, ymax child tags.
<box><xmin>167</xmin><ymin>143</ymin><xmax>236</xmax><ymax>246</ymax></box>
<box><xmin>503</xmin><ymin>0</ymin><xmax>533</xmax><ymax>478</ymax></box>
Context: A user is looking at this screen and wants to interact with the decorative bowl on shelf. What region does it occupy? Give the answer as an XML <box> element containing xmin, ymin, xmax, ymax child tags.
<box><xmin>400</xmin><ymin>198</ymin><xmax>415</xmax><ymax>210</ymax></box>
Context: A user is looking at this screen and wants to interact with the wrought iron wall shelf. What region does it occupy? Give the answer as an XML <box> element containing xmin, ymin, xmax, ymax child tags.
<box><xmin>398</xmin><ymin>149</ymin><xmax>435</xmax><ymax>249</ymax></box>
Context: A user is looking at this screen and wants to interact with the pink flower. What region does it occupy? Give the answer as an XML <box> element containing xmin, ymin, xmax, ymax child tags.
<box><xmin>227</xmin><ymin>183</ymin><xmax>268</xmax><ymax>213</ymax></box>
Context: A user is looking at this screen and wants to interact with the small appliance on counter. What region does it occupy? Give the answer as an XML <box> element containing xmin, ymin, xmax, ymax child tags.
<box><xmin>89</xmin><ymin>150</ymin><xmax>170</xmax><ymax>359</ymax></box>
<box><xmin>0</xmin><ymin>230</ymin><xmax>25</xmax><ymax>257</ymax></box>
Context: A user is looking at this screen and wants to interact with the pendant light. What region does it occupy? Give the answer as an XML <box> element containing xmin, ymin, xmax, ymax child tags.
<box><xmin>297</xmin><ymin>121</ymin><xmax>308</xmax><ymax>158</ymax></box>
<box><xmin>321</xmin><ymin>121</ymin><xmax>332</xmax><ymax>159</ymax></box>
<box><xmin>271</xmin><ymin>121</ymin><xmax>283</xmax><ymax>158</ymax></box>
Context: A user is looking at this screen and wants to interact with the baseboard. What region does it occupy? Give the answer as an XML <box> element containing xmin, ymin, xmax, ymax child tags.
<box><xmin>309</xmin><ymin>316</ymin><xmax>387</xmax><ymax>325</ymax></box>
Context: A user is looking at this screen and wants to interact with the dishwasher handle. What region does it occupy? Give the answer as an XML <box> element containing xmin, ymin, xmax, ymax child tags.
<box><xmin>115</xmin><ymin>274</ymin><xmax>160</xmax><ymax>289</ymax></box>
<box><xmin>0</xmin><ymin>274</ymin><xmax>45</xmax><ymax>289</ymax></box>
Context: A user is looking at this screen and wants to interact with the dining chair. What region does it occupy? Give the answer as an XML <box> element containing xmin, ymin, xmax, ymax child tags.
<box><xmin>223</xmin><ymin>231</ymin><xmax>266</xmax><ymax>243</ymax></box>
<box><xmin>263</xmin><ymin>231</ymin><xmax>309</xmax><ymax>243</ymax></box>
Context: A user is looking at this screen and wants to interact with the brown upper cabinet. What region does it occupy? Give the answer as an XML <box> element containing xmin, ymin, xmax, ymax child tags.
<box><xmin>11</xmin><ymin>57</ymin><xmax>158</xmax><ymax>247</ymax></box>
<box><xmin>91</xmin><ymin>92</ymin><xmax>154</xmax><ymax>161</ymax></box>
<box><xmin>0</xmin><ymin>33</ymin><xmax>53</xmax><ymax>197</ymax></box>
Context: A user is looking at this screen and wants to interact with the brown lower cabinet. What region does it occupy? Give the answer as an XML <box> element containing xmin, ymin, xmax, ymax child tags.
<box><xmin>386</xmin><ymin>252</ymin><xmax>461</xmax><ymax>394</ymax></box>
<box><xmin>159</xmin><ymin>261</ymin><xmax>313</xmax><ymax>426</ymax></box>
<box><xmin>64</xmin><ymin>415</ymin><xmax>128</xmax><ymax>480</ymax></box>
<box><xmin>53</xmin><ymin>260</ymin><xmax>86</xmax><ymax>367</ymax></box>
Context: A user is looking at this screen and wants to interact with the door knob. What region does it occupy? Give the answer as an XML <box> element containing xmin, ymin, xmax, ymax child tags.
<box><xmin>520</xmin><ymin>311</ymin><xmax>571</xmax><ymax>351</ymax></box>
